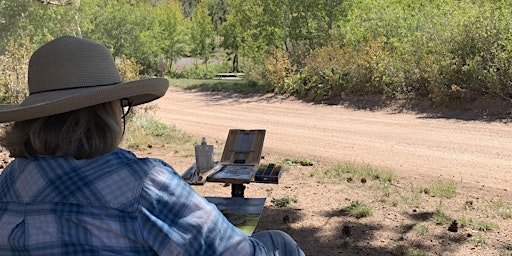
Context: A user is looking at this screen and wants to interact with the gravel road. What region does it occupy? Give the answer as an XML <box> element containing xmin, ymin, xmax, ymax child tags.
<box><xmin>155</xmin><ymin>87</ymin><xmax>512</xmax><ymax>191</ymax></box>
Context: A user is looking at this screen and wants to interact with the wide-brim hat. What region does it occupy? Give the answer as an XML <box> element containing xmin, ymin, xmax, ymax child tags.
<box><xmin>0</xmin><ymin>36</ymin><xmax>169</xmax><ymax>122</ymax></box>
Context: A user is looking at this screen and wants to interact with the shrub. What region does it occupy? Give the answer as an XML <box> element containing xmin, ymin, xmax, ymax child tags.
<box><xmin>117</xmin><ymin>55</ymin><xmax>143</xmax><ymax>82</ymax></box>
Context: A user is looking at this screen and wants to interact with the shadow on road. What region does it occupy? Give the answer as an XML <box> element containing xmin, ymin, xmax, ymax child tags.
<box><xmin>183</xmin><ymin>86</ymin><xmax>512</xmax><ymax>122</ymax></box>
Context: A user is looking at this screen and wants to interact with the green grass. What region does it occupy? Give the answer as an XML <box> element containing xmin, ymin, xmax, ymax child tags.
<box><xmin>413</xmin><ymin>223</ymin><xmax>429</xmax><ymax>235</ymax></box>
<box><xmin>432</xmin><ymin>210</ymin><xmax>452</xmax><ymax>225</ymax></box>
<box><xmin>487</xmin><ymin>200</ymin><xmax>508</xmax><ymax>210</ymax></box>
<box><xmin>410</xmin><ymin>249</ymin><xmax>429</xmax><ymax>256</ymax></box>
<box><xmin>485</xmin><ymin>200</ymin><xmax>512</xmax><ymax>219</ymax></box>
<box><xmin>271</xmin><ymin>195</ymin><xmax>298</xmax><ymax>208</ymax></box>
<box><xmin>343</xmin><ymin>201</ymin><xmax>373</xmax><ymax>219</ymax></box>
<box><xmin>169</xmin><ymin>78</ymin><xmax>270</xmax><ymax>94</ymax></box>
<box><xmin>122</xmin><ymin>108</ymin><xmax>197</xmax><ymax>154</ymax></box>
<box><xmin>473</xmin><ymin>221</ymin><xmax>499</xmax><ymax>231</ymax></box>
<box><xmin>471</xmin><ymin>234</ymin><xmax>487</xmax><ymax>246</ymax></box>
<box><xmin>311</xmin><ymin>162</ymin><xmax>395</xmax><ymax>184</ymax></box>
<box><xmin>427</xmin><ymin>181</ymin><xmax>458</xmax><ymax>199</ymax></box>
<box><xmin>500</xmin><ymin>209</ymin><xmax>512</xmax><ymax>219</ymax></box>
<box><xmin>393</xmin><ymin>243</ymin><xmax>409</xmax><ymax>255</ymax></box>
<box><xmin>456</xmin><ymin>217</ymin><xmax>499</xmax><ymax>232</ymax></box>
<box><xmin>457</xmin><ymin>217</ymin><xmax>474</xmax><ymax>228</ymax></box>
<box><xmin>144</xmin><ymin>120</ymin><xmax>172</xmax><ymax>136</ymax></box>
<box><xmin>282</xmin><ymin>157</ymin><xmax>315</xmax><ymax>166</ymax></box>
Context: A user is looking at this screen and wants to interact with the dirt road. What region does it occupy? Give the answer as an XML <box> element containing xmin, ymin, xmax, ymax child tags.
<box><xmin>155</xmin><ymin>87</ymin><xmax>512</xmax><ymax>191</ymax></box>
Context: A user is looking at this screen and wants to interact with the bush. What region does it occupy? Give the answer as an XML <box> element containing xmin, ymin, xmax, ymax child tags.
<box><xmin>261</xmin><ymin>0</ymin><xmax>512</xmax><ymax>106</ymax></box>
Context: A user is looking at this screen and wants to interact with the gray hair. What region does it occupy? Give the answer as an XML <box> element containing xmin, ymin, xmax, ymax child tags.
<box><xmin>0</xmin><ymin>101</ymin><xmax>123</xmax><ymax>159</ymax></box>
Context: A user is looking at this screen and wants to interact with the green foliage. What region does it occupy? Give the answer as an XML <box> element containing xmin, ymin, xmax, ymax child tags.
<box><xmin>271</xmin><ymin>195</ymin><xmax>298</xmax><ymax>208</ymax></box>
<box><xmin>4</xmin><ymin>0</ymin><xmax>512</xmax><ymax>108</ymax></box>
<box><xmin>0</xmin><ymin>0</ymin><xmax>79</xmax><ymax>53</ymax></box>
<box><xmin>190</xmin><ymin>2</ymin><xmax>215</xmax><ymax>66</ymax></box>
<box><xmin>80</xmin><ymin>0</ymin><xmax>186</xmax><ymax>75</ymax></box>
<box><xmin>261</xmin><ymin>0</ymin><xmax>512</xmax><ymax>105</ymax></box>
<box><xmin>181</xmin><ymin>62</ymin><xmax>230</xmax><ymax>79</ymax></box>
<box><xmin>116</xmin><ymin>55</ymin><xmax>143</xmax><ymax>82</ymax></box>
<box><xmin>0</xmin><ymin>33</ymin><xmax>33</xmax><ymax>104</ymax></box>
<box><xmin>154</xmin><ymin>0</ymin><xmax>186</xmax><ymax>73</ymax></box>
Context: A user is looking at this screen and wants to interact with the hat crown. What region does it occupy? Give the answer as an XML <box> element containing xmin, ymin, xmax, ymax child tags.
<box><xmin>28</xmin><ymin>36</ymin><xmax>122</xmax><ymax>95</ymax></box>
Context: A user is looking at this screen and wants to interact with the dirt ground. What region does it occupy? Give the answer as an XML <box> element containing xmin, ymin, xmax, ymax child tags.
<box><xmin>144</xmin><ymin>87</ymin><xmax>512</xmax><ymax>255</ymax></box>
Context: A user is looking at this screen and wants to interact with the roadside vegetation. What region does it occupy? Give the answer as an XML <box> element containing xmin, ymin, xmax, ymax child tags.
<box><xmin>302</xmin><ymin>159</ymin><xmax>510</xmax><ymax>255</ymax></box>
<box><xmin>1</xmin><ymin>2</ymin><xmax>511</xmax><ymax>254</ymax></box>
<box><xmin>2</xmin><ymin>0</ymin><xmax>512</xmax><ymax>112</ymax></box>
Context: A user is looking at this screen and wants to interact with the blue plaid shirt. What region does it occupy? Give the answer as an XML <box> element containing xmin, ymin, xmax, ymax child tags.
<box><xmin>0</xmin><ymin>148</ymin><xmax>267</xmax><ymax>255</ymax></box>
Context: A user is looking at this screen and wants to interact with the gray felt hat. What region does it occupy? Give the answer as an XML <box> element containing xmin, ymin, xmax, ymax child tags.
<box><xmin>0</xmin><ymin>36</ymin><xmax>169</xmax><ymax>122</ymax></box>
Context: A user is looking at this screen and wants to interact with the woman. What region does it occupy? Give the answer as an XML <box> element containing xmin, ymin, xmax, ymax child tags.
<box><xmin>0</xmin><ymin>36</ymin><xmax>304</xmax><ymax>256</ymax></box>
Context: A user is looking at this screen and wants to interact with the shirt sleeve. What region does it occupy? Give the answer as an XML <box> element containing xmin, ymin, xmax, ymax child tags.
<box><xmin>136</xmin><ymin>160</ymin><xmax>268</xmax><ymax>256</ymax></box>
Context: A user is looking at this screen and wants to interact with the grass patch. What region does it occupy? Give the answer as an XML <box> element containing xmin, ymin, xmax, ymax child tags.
<box><xmin>457</xmin><ymin>217</ymin><xmax>474</xmax><ymax>228</ymax></box>
<box><xmin>283</xmin><ymin>157</ymin><xmax>315</xmax><ymax>166</ymax></box>
<box><xmin>432</xmin><ymin>210</ymin><xmax>452</xmax><ymax>225</ymax></box>
<box><xmin>170</xmin><ymin>78</ymin><xmax>270</xmax><ymax>94</ymax></box>
<box><xmin>410</xmin><ymin>249</ymin><xmax>429</xmax><ymax>256</ymax></box>
<box><xmin>487</xmin><ymin>200</ymin><xmax>508</xmax><ymax>210</ymax></box>
<box><xmin>144</xmin><ymin>120</ymin><xmax>172</xmax><ymax>136</ymax></box>
<box><xmin>456</xmin><ymin>217</ymin><xmax>499</xmax><ymax>231</ymax></box>
<box><xmin>271</xmin><ymin>195</ymin><xmax>298</xmax><ymax>208</ymax></box>
<box><xmin>485</xmin><ymin>200</ymin><xmax>512</xmax><ymax>218</ymax></box>
<box><xmin>500</xmin><ymin>209</ymin><xmax>512</xmax><ymax>219</ymax></box>
<box><xmin>426</xmin><ymin>181</ymin><xmax>458</xmax><ymax>199</ymax></box>
<box><xmin>413</xmin><ymin>223</ymin><xmax>429</xmax><ymax>235</ymax></box>
<box><xmin>473</xmin><ymin>220</ymin><xmax>499</xmax><ymax>231</ymax></box>
<box><xmin>393</xmin><ymin>243</ymin><xmax>409</xmax><ymax>255</ymax></box>
<box><xmin>122</xmin><ymin>108</ymin><xmax>196</xmax><ymax>155</ymax></box>
<box><xmin>471</xmin><ymin>234</ymin><xmax>487</xmax><ymax>246</ymax></box>
<box><xmin>342</xmin><ymin>201</ymin><xmax>373</xmax><ymax>219</ymax></box>
<box><xmin>312</xmin><ymin>162</ymin><xmax>395</xmax><ymax>184</ymax></box>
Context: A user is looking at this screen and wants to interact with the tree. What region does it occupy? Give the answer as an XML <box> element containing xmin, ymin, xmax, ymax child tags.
<box><xmin>221</xmin><ymin>0</ymin><xmax>267</xmax><ymax>72</ymax></box>
<box><xmin>154</xmin><ymin>0</ymin><xmax>186</xmax><ymax>73</ymax></box>
<box><xmin>0</xmin><ymin>0</ymin><xmax>79</xmax><ymax>53</ymax></box>
<box><xmin>189</xmin><ymin>2</ymin><xmax>215</xmax><ymax>72</ymax></box>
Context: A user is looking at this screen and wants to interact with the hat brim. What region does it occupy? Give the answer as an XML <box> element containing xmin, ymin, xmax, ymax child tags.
<box><xmin>0</xmin><ymin>78</ymin><xmax>169</xmax><ymax>122</ymax></box>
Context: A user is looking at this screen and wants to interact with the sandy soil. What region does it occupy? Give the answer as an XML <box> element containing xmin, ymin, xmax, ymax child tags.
<box><xmin>148</xmin><ymin>87</ymin><xmax>512</xmax><ymax>255</ymax></box>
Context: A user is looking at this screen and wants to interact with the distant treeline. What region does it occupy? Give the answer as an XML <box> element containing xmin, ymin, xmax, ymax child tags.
<box><xmin>1</xmin><ymin>0</ymin><xmax>512</xmax><ymax>105</ymax></box>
